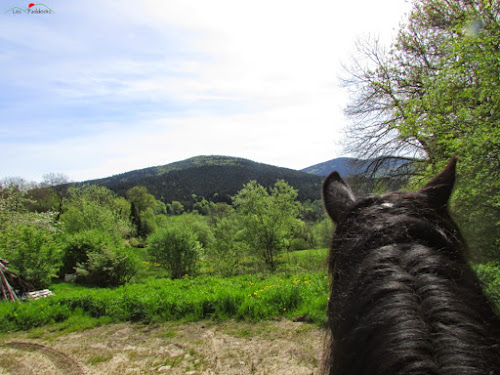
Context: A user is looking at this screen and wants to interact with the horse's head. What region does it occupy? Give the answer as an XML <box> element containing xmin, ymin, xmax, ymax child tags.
<box><xmin>322</xmin><ymin>156</ymin><xmax>457</xmax><ymax>225</ymax></box>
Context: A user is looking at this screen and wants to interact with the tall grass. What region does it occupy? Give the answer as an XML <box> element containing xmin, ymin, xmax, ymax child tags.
<box><xmin>0</xmin><ymin>272</ymin><xmax>328</xmax><ymax>333</ymax></box>
<box><xmin>2</xmin><ymin>249</ymin><xmax>498</xmax><ymax>335</ymax></box>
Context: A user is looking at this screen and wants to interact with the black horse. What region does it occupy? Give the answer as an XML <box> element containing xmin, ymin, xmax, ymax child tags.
<box><xmin>322</xmin><ymin>157</ymin><xmax>500</xmax><ymax>375</ymax></box>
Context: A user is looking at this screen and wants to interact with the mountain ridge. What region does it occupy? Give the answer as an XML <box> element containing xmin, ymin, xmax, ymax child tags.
<box><xmin>78</xmin><ymin>155</ymin><xmax>409</xmax><ymax>209</ymax></box>
<box><xmin>82</xmin><ymin>155</ymin><xmax>324</xmax><ymax>208</ymax></box>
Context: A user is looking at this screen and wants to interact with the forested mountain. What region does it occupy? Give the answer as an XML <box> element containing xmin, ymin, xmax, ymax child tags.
<box><xmin>302</xmin><ymin>156</ymin><xmax>410</xmax><ymax>177</ymax></box>
<box><xmin>301</xmin><ymin>157</ymin><xmax>362</xmax><ymax>177</ymax></box>
<box><xmin>82</xmin><ymin>155</ymin><xmax>323</xmax><ymax>208</ymax></box>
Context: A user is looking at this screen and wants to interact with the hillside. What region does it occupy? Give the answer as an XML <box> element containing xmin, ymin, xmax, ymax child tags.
<box><xmin>84</xmin><ymin>155</ymin><xmax>323</xmax><ymax>207</ymax></box>
<box><xmin>301</xmin><ymin>157</ymin><xmax>362</xmax><ymax>177</ymax></box>
<box><xmin>302</xmin><ymin>156</ymin><xmax>410</xmax><ymax>177</ymax></box>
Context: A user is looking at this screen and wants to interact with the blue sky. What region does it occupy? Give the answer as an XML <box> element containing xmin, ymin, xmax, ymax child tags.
<box><xmin>1</xmin><ymin>0</ymin><xmax>411</xmax><ymax>182</ymax></box>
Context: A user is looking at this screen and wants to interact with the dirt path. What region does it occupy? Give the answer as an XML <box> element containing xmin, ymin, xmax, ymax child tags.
<box><xmin>0</xmin><ymin>320</ymin><xmax>326</xmax><ymax>374</ymax></box>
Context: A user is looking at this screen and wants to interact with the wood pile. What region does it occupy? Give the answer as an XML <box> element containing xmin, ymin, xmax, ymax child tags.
<box><xmin>0</xmin><ymin>258</ymin><xmax>34</xmax><ymax>301</ymax></box>
<box><xmin>25</xmin><ymin>289</ymin><xmax>55</xmax><ymax>300</ymax></box>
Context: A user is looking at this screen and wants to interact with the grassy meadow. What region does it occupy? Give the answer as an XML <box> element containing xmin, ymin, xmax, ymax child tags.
<box><xmin>0</xmin><ymin>249</ymin><xmax>330</xmax><ymax>334</ymax></box>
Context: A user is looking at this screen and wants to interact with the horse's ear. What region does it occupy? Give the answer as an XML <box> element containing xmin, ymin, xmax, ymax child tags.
<box><xmin>322</xmin><ymin>171</ymin><xmax>356</xmax><ymax>223</ymax></box>
<box><xmin>420</xmin><ymin>156</ymin><xmax>457</xmax><ymax>209</ymax></box>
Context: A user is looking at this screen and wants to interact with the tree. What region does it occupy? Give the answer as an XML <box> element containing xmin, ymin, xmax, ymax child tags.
<box><xmin>166</xmin><ymin>201</ymin><xmax>184</xmax><ymax>216</ymax></box>
<box><xmin>342</xmin><ymin>0</ymin><xmax>500</xmax><ymax>261</ymax></box>
<box><xmin>205</xmin><ymin>215</ymin><xmax>244</xmax><ymax>276</ymax></box>
<box><xmin>232</xmin><ymin>180</ymin><xmax>302</xmax><ymax>270</ymax></box>
<box><xmin>0</xmin><ymin>185</ymin><xmax>62</xmax><ymax>288</ymax></box>
<box><xmin>60</xmin><ymin>185</ymin><xmax>132</xmax><ymax>239</ymax></box>
<box><xmin>147</xmin><ymin>225</ymin><xmax>201</xmax><ymax>279</ymax></box>
<box><xmin>0</xmin><ymin>225</ymin><xmax>62</xmax><ymax>289</ymax></box>
<box><xmin>127</xmin><ymin>186</ymin><xmax>159</xmax><ymax>237</ymax></box>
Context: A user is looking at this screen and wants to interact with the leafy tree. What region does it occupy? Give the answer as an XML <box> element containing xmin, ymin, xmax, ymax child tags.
<box><xmin>25</xmin><ymin>186</ymin><xmax>60</xmax><ymax>213</ymax></box>
<box><xmin>166</xmin><ymin>201</ymin><xmax>184</xmax><ymax>216</ymax></box>
<box><xmin>311</xmin><ymin>216</ymin><xmax>335</xmax><ymax>249</ymax></box>
<box><xmin>0</xmin><ymin>186</ymin><xmax>62</xmax><ymax>288</ymax></box>
<box><xmin>1</xmin><ymin>225</ymin><xmax>62</xmax><ymax>289</ymax></box>
<box><xmin>232</xmin><ymin>180</ymin><xmax>302</xmax><ymax>270</ymax></box>
<box><xmin>343</xmin><ymin>0</ymin><xmax>500</xmax><ymax>261</ymax></box>
<box><xmin>193</xmin><ymin>197</ymin><xmax>216</xmax><ymax>215</ymax></box>
<box><xmin>167</xmin><ymin>213</ymin><xmax>215</xmax><ymax>249</ymax></box>
<box><xmin>61</xmin><ymin>185</ymin><xmax>133</xmax><ymax>239</ymax></box>
<box><xmin>61</xmin><ymin>229</ymin><xmax>137</xmax><ymax>286</ymax></box>
<box><xmin>75</xmin><ymin>245</ymin><xmax>136</xmax><ymax>287</ymax></box>
<box><xmin>205</xmin><ymin>215</ymin><xmax>245</xmax><ymax>275</ymax></box>
<box><xmin>0</xmin><ymin>185</ymin><xmax>31</xmax><ymax>230</ymax></box>
<box><xmin>210</xmin><ymin>202</ymin><xmax>234</xmax><ymax>221</ymax></box>
<box><xmin>127</xmin><ymin>186</ymin><xmax>159</xmax><ymax>237</ymax></box>
<box><xmin>60</xmin><ymin>229</ymin><xmax>111</xmax><ymax>276</ymax></box>
<box><xmin>127</xmin><ymin>186</ymin><xmax>156</xmax><ymax>213</ymax></box>
<box><xmin>301</xmin><ymin>200</ymin><xmax>325</xmax><ymax>222</ymax></box>
<box><xmin>147</xmin><ymin>225</ymin><xmax>201</xmax><ymax>279</ymax></box>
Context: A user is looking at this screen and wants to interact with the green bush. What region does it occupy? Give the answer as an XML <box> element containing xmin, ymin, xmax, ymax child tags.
<box><xmin>61</xmin><ymin>230</ymin><xmax>137</xmax><ymax>287</ymax></box>
<box><xmin>76</xmin><ymin>245</ymin><xmax>137</xmax><ymax>287</ymax></box>
<box><xmin>60</xmin><ymin>185</ymin><xmax>133</xmax><ymax>240</ymax></box>
<box><xmin>0</xmin><ymin>225</ymin><xmax>62</xmax><ymax>289</ymax></box>
<box><xmin>147</xmin><ymin>225</ymin><xmax>201</xmax><ymax>279</ymax></box>
<box><xmin>61</xmin><ymin>230</ymin><xmax>111</xmax><ymax>276</ymax></box>
<box><xmin>204</xmin><ymin>216</ymin><xmax>245</xmax><ymax>276</ymax></box>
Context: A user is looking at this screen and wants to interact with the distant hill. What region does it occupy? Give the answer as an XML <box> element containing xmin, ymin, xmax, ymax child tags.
<box><xmin>301</xmin><ymin>157</ymin><xmax>363</xmax><ymax>177</ymax></box>
<box><xmin>83</xmin><ymin>155</ymin><xmax>323</xmax><ymax>208</ymax></box>
<box><xmin>301</xmin><ymin>156</ymin><xmax>410</xmax><ymax>178</ymax></box>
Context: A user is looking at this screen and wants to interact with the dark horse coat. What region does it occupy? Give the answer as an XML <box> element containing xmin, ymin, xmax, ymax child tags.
<box><xmin>322</xmin><ymin>157</ymin><xmax>500</xmax><ymax>375</ymax></box>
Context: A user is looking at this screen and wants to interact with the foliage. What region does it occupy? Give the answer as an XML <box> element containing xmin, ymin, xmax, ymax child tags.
<box><xmin>127</xmin><ymin>186</ymin><xmax>161</xmax><ymax>237</ymax></box>
<box><xmin>61</xmin><ymin>230</ymin><xmax>137</xmax><ymax>287</ymax></box>
<box><xmin>275</xmin><ymin>248</ymin><xmax>329</xmax><ymax>275</ymax></box>
<box><xmin>343</xmin><ymin>0</ymin><xmax>500</xmax><ymax>261</ymax></box>
<box><xmin>0</xmin><ymin>225</ymin><xmax>62</xmax><ymax>289</ymax></box>
<box><xmin>233</xmin><ymin>180</ymin><xmax>302</xmax><ymax>270</ymax></box>
<box><xmin>310</xmin><ymin>216</ymin><xmax>335</xmax><ymax>249</ymax></box>
<box><xmin>75</xmin><ymin>245</ymin><xmax>137</xmax><ymax>287</ymax></box>
<box><xmin>166</xmin><ymin>213</ymin><xmax>215</xmax><ymax>249</ymax></box>
<box><xmin>204</xmin><ymin>215</ymin><xmax>248</xmax><ymax>276</ymax></box>
<box><xmin>474</xmin><ymin>262</ymin><xmax>500</xmax><ymax>314</ymax></box>
<box><xmin>0</xmin><ymin>186</ymin><xmax>63</xmax><ymax>288</ymax></box>
<box><xmin>0</xmin><ymin>186</ymin><xmax>35</xmax><ymax>230</ymax></box>
<box><xmin>60</xmin><ymin>185</ymin><xmax>133</xmax><ymax>239</ymax></box>
<box><xmin>147</xmin><ymin>225</ymin><xmax>202</xmax><ymax>279</ymax></box>
<box><xmin>301</xmin><ymin>200</ymin><xmax>325</xmax><ymax>222</ymax></box>
<box><xmin>60</xmin><ymin>230</ymin><xmax>112</xmax><ymax>276</ymax></box>
<box><xmin>166</xmin><ymin>200</ymin><xmax>185</xmax><ymax>215</ymax></box>
<box><xmin>0</xmin><ymin>272</ymin><xmax>329</xmax><ymax>332</ymax></box>
<box><xmin>86</xmin><ymin>156</ymin><xmax>323</xmax><ymax>210</ymax></box>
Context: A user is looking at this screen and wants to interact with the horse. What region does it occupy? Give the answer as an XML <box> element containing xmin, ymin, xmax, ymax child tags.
<box><xmin>322</xmin><ymin>157</ymin><xmax>500</xmax><ymax>375</ymax></box>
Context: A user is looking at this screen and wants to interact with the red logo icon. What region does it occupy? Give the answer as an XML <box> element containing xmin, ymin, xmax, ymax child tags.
<box><xmin>28</xmin><ymin>3</ymin><xmax>35</xmax><ymax>7</ymax></box>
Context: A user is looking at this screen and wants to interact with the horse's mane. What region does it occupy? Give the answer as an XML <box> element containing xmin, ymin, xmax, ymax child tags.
<box><xmin>322</xmin><ymin>158</ymin><xmax>500</xmax><ymax>375</ymax></box>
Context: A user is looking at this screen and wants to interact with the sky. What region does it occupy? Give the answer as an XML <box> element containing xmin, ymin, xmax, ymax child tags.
<box><xmin>0</xmin><ymin>0</ymin><xmax>412</xmax><ymax>183</ymax></box>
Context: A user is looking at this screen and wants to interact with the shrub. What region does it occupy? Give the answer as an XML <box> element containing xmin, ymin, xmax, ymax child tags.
<box><xmin>62</xmin><ymin>230</ymin><xmax>137</xmax><ymax>287</ymax></box>
<box><xmin>61</xmin><ymin>230</ymin><xmax>113</xmax><ymax>276</ymax></box>
<box><xmin>0</xmin><ymin>225</ymin><xmax>62</xmax><ymax>289</ymax></box>
<box><xmin>147</xmin><ymin>225</ymin><xmax>201</xmax><ymax>279</ymax></box>
<box><xmin>76</xmin><ymin>245</ymin><xmax>137</xmax><ymax>287</ymax></box>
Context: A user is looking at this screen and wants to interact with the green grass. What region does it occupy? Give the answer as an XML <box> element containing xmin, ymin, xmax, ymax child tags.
<box><xmin>2</xmin><ymin>248</ymin><xmax>497</xmax><ymax>336</ymax></box>
<box><xmin>276</xmin><ymin>248</ymin><xmax>328</xmax><ymax>274</ymax></box>
<box><xmin>0</xmin><ymin>271</ymin><xmax>329</xmax><ymax>333</ymax></box>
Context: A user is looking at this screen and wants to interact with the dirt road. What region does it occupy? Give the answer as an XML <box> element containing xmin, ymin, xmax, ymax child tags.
<box><xmin>0</xmin><ymin>320</ymin><xmax>326</xmax><ymax>374</ymax></box>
